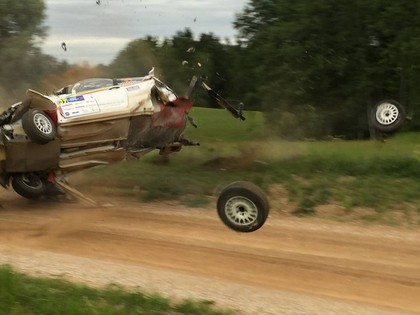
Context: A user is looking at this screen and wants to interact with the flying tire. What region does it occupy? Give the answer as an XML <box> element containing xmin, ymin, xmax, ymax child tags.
<box><xmin>217</xmin><ymin>181</ymin><xmax>269</xmax><ymax>232</ymax></box>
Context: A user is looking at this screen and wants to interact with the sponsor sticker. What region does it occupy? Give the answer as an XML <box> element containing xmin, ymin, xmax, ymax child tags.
<box><xmin>66</xmin><ymin>95</ymin><xmax>85</xmax><ymax>102</ymax></box>
<box><xmin>126</xmin><ymin>85</ymin><xmax>140</xmax><ymax>92</ymax></box>
<box><xmin>58</xmin><ymin>94</ymin><xmax>99</xmax><ymax>118</ymax></box>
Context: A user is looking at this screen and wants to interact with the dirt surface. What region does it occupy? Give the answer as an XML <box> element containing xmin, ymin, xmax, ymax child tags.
<box><xmin>1</xmin><ymin>189</ymin><xmax>420</xmax><ymax>315</ymax></box>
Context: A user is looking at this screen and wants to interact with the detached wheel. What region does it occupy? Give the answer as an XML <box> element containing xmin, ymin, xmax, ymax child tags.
<box><xmin>217</xmin><ymin>181</ymin><xmax>269</xmax><ymax>232</ymax></box>
<box><xmin>370</xmin><ymin>100</ymin><xmax>406</xmax><ymax>133</ymax></box>
<box><xmin>22</xmin><ymin>109</ymin><xmax>56</xmax><ymax>144</ymax></box>
<box><xmin>12</xmin><ymin>173</ymin><xmax>47</xmax><ymax>199</ymax></box>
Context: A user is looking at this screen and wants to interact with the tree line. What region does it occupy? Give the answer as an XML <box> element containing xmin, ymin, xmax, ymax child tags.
<box><xmin>1</xmin><ymin>0</ymin><xmax>419</xmax><ymax>138</ymax></box>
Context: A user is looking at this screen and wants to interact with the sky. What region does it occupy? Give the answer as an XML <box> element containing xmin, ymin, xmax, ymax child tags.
<box><xmin>41</xmin><ymin>0</ymin><xmax>248</xmax><ymax>65</ymax></box>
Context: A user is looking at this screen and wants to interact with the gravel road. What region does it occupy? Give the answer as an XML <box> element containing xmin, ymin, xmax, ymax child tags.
<box><xmin>0</xmin><ymin>190</ymin><xmax>419</xmax><ymax>315</ymax></box>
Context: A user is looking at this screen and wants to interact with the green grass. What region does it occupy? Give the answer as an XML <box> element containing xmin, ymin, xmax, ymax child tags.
<box><xmin>184</xmin><ymin>108</ymin><xmax>267</xmax><ymax>142</ymax></box>
<box><xmin>0</xmin><ymin>265</ymin><xmax>232</xmax><ymax>315</ymax></box>
<box><xmin>74</xmin><ymin>108</ymin><xmax>420</xmax><ymax>223</ymax></box>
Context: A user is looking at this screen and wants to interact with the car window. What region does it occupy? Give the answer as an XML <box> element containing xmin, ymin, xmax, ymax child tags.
<box><xmin>71</xmin><ymin>78</ymin><xmax>114</xmax><ymax>94</ymax></box>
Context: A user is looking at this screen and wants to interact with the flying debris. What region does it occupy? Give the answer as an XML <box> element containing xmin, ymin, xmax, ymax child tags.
<box><xmin>182</xmin><ymin>60</ymin><xmax>189</xmax><ymax>66</ymax></box>
<box><xmin>194</xmin><ymin>17</ymin><xmax>197</xmax><ymax>22</ymax></box>
<box><xmin>186</xmin><ymin>47</ymin><xmax>195</xmax><ymax>53</ymax></box>
<box><xmin>216</xmin><ymin>72</ymin><xmax>227</xmax><ymax>81</ymax></box>
<box><xmin>61</xmin><ymin>42</ymin><xmax>67</xmax><ymax>52</ymax></box>
<box><xmin>96</xmin><ymin>0</ymin><xmax>101</xmax><ymax>5</ymax></box>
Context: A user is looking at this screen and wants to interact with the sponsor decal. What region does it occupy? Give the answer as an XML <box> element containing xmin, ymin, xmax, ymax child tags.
<box><xmin>66</xmin><ymin>95</ymin><xmax>85</xmax><ymax>102</ymax></box>
<box><xmin>126</xmin><ymin>85</ymin><xmax>140</xmax><ymax>92</ymax></box>
<box><xmin>58</xmin><ymin>94</ymin><xmax>100</xmax><ymax>118</ymax></box>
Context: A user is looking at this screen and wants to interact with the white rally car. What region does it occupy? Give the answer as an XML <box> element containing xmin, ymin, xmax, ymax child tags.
<box><xmin>0</xmin><ymin>72</ymin><xmax>269</xmax><ymax>233</ymax></box>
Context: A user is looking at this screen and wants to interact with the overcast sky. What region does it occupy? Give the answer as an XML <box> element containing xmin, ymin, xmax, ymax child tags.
<box><xmin>41</xmin><ymin>0</ymin><xmax>248</xmax><ymax>65</ymax></box>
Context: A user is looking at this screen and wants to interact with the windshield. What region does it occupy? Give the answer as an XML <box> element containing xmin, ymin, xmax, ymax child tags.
<box><xmin>71</xmin><ymin>78</ymin><xmax>114</xmax><ymax>94</ymax></box>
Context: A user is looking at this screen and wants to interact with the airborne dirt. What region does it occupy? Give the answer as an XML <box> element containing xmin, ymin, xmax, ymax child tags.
<box><xmin>0</xmin><ymin>189</ymin><xmax>419</xmax><ymax>315</ymax></box>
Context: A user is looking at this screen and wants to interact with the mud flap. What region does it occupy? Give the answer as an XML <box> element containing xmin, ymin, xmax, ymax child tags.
<box><xmin>55</xmin><ymin>177</ymin><xmax>97</xmax><ymax>206</ymax></box>
<box><xmin>4</xmin><ymin>139</ymin><xmax>60</xmax><ymax>173</ymax></box>
<box><xmin>26</xmin><ymin>89</ymin><xmax>57</xmax><ymax>111</ymax></box>
<box><xmin>0</xmin><ymin>172</ymin><xmax>8</xmax><ymax>188</ymax></box>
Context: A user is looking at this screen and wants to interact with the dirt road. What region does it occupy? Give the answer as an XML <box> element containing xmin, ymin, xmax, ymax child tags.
<box><xmin>0</xmin><ymin>189</ymin><xmax>419</xmax><ymax>314</ymax></box>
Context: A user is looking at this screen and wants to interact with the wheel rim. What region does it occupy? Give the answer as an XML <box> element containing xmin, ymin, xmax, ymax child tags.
<box><xmin>224</xmin><ymin>196</ymin><xmax>258</xmax><ymax>226</ymax></box>
<box><xmin>20</xmin><ymin>174</ymin><xmax>43</xmax><ymax>189</ymax></box>
<box><xmin>375</xmin><ymin>103</ymin><xmax>399</xmax><ymax>125</ymax></box>
<box><xmin>33</xmin><ymin>113</ymin><xmax>53</xmax><ymax>134</ymax></box>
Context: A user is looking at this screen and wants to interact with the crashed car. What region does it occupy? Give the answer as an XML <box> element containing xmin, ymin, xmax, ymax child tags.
<box><xmin>0</xmin><ymin>71</ymin><xmax>269</xmax><ymax>232</ymax></box>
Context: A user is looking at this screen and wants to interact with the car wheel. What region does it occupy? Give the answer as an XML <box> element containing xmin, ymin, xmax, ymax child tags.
<box><xmin>22</xmin><ymin>109</ymin><xmax>56</xmax><ymax>144</ymax></box>
<box><xmin>11</xmin><ymin>173</ymin><xmax>47</xmax><ymax>199</ymax></box>
<box><xmin>217</xmin><ymin>181</ymin><xmax>269</xmax><ymax>232</ymax></box>
<box><xmin>370</xmin><ymin>100</ymin><xmax>406</xmax><ymax>133</ymax></box>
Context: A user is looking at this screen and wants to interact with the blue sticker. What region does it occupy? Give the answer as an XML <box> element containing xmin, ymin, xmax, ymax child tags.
<box><xmin>66</xmin><ymin>95</ymin><xmax>85</xmax><ymax>102</ymax></box>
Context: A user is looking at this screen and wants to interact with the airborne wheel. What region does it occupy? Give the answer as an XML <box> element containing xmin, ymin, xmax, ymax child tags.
<box><xmin>217</xmin><ymin>181</ymin><xmax>269</xmax><ymax>232</ymax></box>
<box><xmin>370</xmin><ymin>100</ymin><xmax>406</xmax><ymax>133</ymax></box>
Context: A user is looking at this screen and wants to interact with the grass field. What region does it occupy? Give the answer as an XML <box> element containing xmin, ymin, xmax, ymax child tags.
<box><xmin>2</xmin><ymin>109</ymin><xmax>419</xmax><ymax>314</ymax></box>
<box><xmin>78</xmin><ymin>107</ymin><xmax>420</xmax><ymax>224</ymax></box>
<box><xmin>0</xmin><ymin>266</ymin><xmax>231</xmax><ymax>315</ymax></box>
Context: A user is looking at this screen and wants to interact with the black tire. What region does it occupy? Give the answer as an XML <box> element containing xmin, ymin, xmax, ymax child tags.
<box><xmin>11</xmin><ymin>173</ymin><xmax>47</xmax><ymax>199</ymax></box>
<box><xmin>370</xmin><ymin>100</ymin><xmax>406</xmax><ymax>133</ymax></box>
<box><xmin>217</xmin><ymin>181</ymin><xmax>269</xmax><ymax>232</ymax></box>
<box><xmin>22</xmin><ymin>109</ymin><xmax>56</xmax><ymax>144</ymax></box>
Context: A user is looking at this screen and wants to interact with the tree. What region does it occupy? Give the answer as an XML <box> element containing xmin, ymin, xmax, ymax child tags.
<box><xmin>0</xmin><ymin>0</ymin><xmax>45</xmax><ymax>39</ymax></box>
<box><xmin>107</xmin><ymin>30</ymin><xmax>241</xmax><ymax>109</ymax></box>
<box><xmin>107</xmin><ymin>37</ymin><xmax>160</xmax><ymax>78</ymax></box>
<box><xmin>0</xmin><ymin>0</ymin><xmax>49</xmax><ymax>97</ymax></box>
<box><xmin>234</xmin><ymin>0</ymin><xmax>420</xmax><ymax>137</ymax></box>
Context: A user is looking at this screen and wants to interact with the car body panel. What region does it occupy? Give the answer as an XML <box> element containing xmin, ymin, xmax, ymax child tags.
<box><xmin>58</xmin><ymin>145</ymin><xmax>126</xmax><ymax>173</ymax></box>
<box><xmin>4</xmin><ymin>139</ymin><xmax>60</xmax><ymax>173</ymax></box>
<box><xmin>27</xmin><ymin>89</ymin><xmax>57</xmax><ymax>111</ymax></box>
<box><xmin>56</xmin><ymin>78</ymin><xmax>156</xmax><ymax>125</ymax></box>
<box><xmin>0</xmin><ymin>145</ymin><xmax>5</xmax><ymax>161</ymax></box>
<box><xmin>58</xmin><ymin>118</ymin><xmax>130</xmax><ymax>148</ymax></box>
